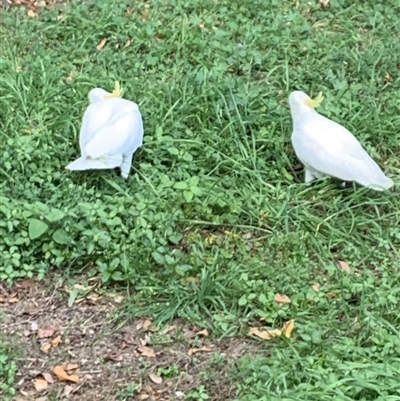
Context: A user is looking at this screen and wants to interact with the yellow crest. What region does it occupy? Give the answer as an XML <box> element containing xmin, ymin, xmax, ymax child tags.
<box><xmin>103</xmin><ymin>81</ymin><xmax>123</xmax><ymax>99</ymax></box>
<box><xmin>304</xmin><ymin>91</ymin><xmax>324</xmax><ymax>108</ymax></box>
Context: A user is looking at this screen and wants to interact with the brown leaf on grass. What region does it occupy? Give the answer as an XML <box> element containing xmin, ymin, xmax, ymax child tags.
<box><xmin>250</xmin><ymin>320</ymin><xmax>295</xmax><ymax>340</ymax></box>
<box><xmin>249</xmin><ymin>327</ymin><xmax>281</xmax><ymax>340</ymax></box>
<box><xmin>27</xmin><ymin>9</ymin><xmax>38</xmax><ymax>17</ymax></box>
<box><xmin>41</xmin><ymin>342</ymin><xmax>52</xmax><ymax>354</ymax></box>
<box><xmin>183</xmin><ymin>329</ymin><xmax>196</xmax><ymax>338</ymax></box>
<box><xmin>137</xmin><ymin>346</ymin><xmax>156</xmax><ymax>358</ymax></box>
<box><xmin>8</xmin><ymin>296</ymin><xmax>18</xmax><ymax>303</ymax></box>
<box><xmin>337</xmin><ymin>260</ymin><xmax>350</xmax><ymax>272</ymax></box>
<box><xmin>124</xmin><ymin>40</ymin><xmax>131</xmax><ymax>48</ymax></box>
<box><xmin>105</xmin><ymin>354</ymin><xmax>123</xmax><ymax>362</ymax></box>
<box><xmin>181</xmin><ymin>276</ymin><xmax>200</xmax><ymax>285</ymax></box>
<box><xmin>281</xmin><ymin>319</ymin><xmax>295</xmax><ymax>338</ymax></box>
<box><xmin>138</xmin><ymin>394</ymin><xmax>149</xmax><ymax>400</ymax></box>
<box><xmin>64</xmin><ymin>385</ymin><xmax>74</xmax><ymax>396</ymax></box>
<box><xmin>136</xmin><ymin>319</ymin><xmax>152</xmax><ymax>330</ymax></box>
<box><xmin>161</xmin><ymin>325</ymin><xmax>176</xmax><ymax>335</ymax></box>
<box><xmin>274</xmin><ymin>293</ymin><xmax>291</xmax><ymax>305</ymax></box>
<box><xmin>148</xmin><ymin>373</ymin><xmax>163</xmax><ymax>384</ymax></box>
<box><xmin>312</xmin><ymin>283</ymin><xmax>320</xmax><ymax>292</ymax></box>
<box><xmin>51</xmin><ymin>335</ymin><xmax>61</xmax><ymax>347</ymax></box>
<box><xmin>197</xmin><ymin>329</ymin><xmax>209</xmax><ymax>337</ymax></box>
<box><xmin>65</xmin><ymin>363</ymin><xmax>78</xmax><ymax>372</ymax></box>
<box><xmin>96</xmin><ymin>38</ymin><xmax>107</xmax><ymax>51</ymax></box>
<box><xmin>33</xmin><ymin>378</ymin><xmax>48</xmax><ymax>392</ymax></box>
<box><xmin>318</xmin><ymin>0</ymin><xmax>330</xmax><ymax>7</ymax></box>
<box><xmin>38</xmin><ymin>327</ymin><xmax>55</xmax><ymax>338</ymax></box>
<box><xmin>42</xmin><ymin>372</ymin><xmax>53</xmax><ymax>383</ymax></box>
<box><xmin>326</xmin><ymin>291</ymin><xmax>338</xmax><ymax>298</ymax></box>
<box><xmin>52</xmin><ymin>366</ymin><xmax>80</xmax><ymax>383</ymax></box>
<box><xmin>18</xmin><ymin>278</ymin><xmax>35</xmax><ymax>288</ymax></box>
<box><xmin>188</xmin><ymin>346</ymin><xmax>213</xmax><ymax>356</ymax></box>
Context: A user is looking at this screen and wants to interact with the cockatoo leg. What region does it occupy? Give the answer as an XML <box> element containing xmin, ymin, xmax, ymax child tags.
<box><xmin>120</xmin><ymin>153</ymin><xmax>134</xmax><ymax>179</ymax></box>
<box><xmin>304</xmin><ymin>169</ymin><xmax>316</xmax><ymax>184</ymax></box>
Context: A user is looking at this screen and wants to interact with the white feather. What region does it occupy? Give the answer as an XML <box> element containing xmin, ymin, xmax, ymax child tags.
<box><xmin>289</xmin><ymin>91</ymin><xmax>393</xmax><ymax>191</ymax></box>
<box><xmin>66</xmin><ymin>88</ymin><xmax>144</xmax><ymax>179</ymax></box>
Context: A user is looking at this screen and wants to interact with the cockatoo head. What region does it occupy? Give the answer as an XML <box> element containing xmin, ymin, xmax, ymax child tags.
<box><xmin>88</xmin><ymin>88</ymin><xmax>109</xmax><ymax>103</ymax></box>
<box><xmin>289</xmin><ymin>91</ymin><xmax>324</xmax><ymax>114</ymax></box>
<box><xmin>88</xmin><ymin>82</ymin><xmax>123</xmax><ymax>104</ymax></box>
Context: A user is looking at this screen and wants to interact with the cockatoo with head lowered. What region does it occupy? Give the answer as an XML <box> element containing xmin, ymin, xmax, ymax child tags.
<box><xmin>289</xmin><ymin>91</ymin><xmax>393</xmax><ymax>191</ymax></box>
<box><xmin>66</xmin><ymin>82</ymin><xmax>143</xmax><ymax>178</ymax></box>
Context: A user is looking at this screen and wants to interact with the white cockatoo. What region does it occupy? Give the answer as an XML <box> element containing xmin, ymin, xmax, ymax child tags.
<box><xmin>66</xmin><ymin>82</ymin><xmax>143</xmax><ymax>178</ymax></box>
<box><xmin>289</xmin><ymin>91</ymin><xmax>393</xmax><ymax>191</ymax></box>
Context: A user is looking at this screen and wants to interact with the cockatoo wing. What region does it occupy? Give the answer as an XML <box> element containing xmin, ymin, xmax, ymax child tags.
<box><xmin>78</xmin><ymin>100</ymin><xmax>116</xmax><ymax>155</ymax></box>
<box><xmin>66</xmin><ymin>97</ymin><xmax>143</xmax><ymax>176</ymax></box>
<box><xmin>78</xmin><ymin>99</ymin><xmax>142</xmax><ymax>152</ymax></box>
<box><xmin>292</xmin><ymin>114</ymin><xmax>393</xmax><ymax>190</ymax></box>
<box><xmin>84</xmin><ymin>105</ymin><xmax>143</xmax><ymax>159</ymax></box>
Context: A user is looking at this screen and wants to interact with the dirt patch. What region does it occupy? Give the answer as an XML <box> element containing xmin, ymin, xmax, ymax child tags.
<box><xmin>1</xmin><ymin>276</ymin><xmax>262</xmax><ymax>401</ymax></box>
<box><xmin>1</xmin><ymin>0</ymin><xmax>69</xmax><ymax>15</ymax></box>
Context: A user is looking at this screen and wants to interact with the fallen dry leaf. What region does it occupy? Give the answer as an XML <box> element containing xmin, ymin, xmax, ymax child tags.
<box><xmin>27</xmin><ymin>9</ymin><xmax>38</xmax><ymax>17</ymax></box>
<box><xmin>42</xmin><ymin>372</ymin><xmax>53</xmax><ymax>383</ymax></box>
<box><xmin>33</xmin><ymin>378</ymin><xmax>48</xmax><ymax>392</ymax></box>
<box><xmin>65</xmin><ymin>363</ymin><xmax>78</xmax><ymax>372</ymax></box>
<box><xmin>124</xmin><ymin>39</ymin><xmax>131</xmax><ymax>48</ymax></box>
<box><xmin>188</xmin><ymin>346</ymin><xmax>213</xmax><ymax>356</ymax></box>
<box><xmin>137</xmin><ymin>394</ymin><xmax>149</xmax><ymax>400</ymax></box>
<box><xmin>183</xmin><ymin>329</ymin><xmax>196</xmax><ymax>338</ymax></box>
<box><xmin>38</xmin><ymin>327</ymin><xmax>55</xmax><ymax>339</ymax></box>
<box><xmin>249</xmin><ymin>327</ymin><xmax>282</xmax><ymax>340</ymax></box>
<box><xmin>51</xmin><ymin>335</ymin><xmax>61</xmax><ymax>347</ymax></box>
<box><xmin>52</xmin><ymin>366</ymin><xmax>80</xmax><ymax>383</ymax></box>
<box><xmin>181</xmin><ymin>276</ymin><xmax>200</xmax><ymax>285</ymax></box>
<box><xmin>137</xmin><ymin>346</ymin><xmax>156</xmax><ymax>358</ymax></box>
<box><xmin>161</xmin><ymin>325</ymin><xmax>176</xmax><ymax>335</ymax></box>
<box><xmin>281</xmin><ymin>319</ymin><xmax>295</xmax><ymax>338</ymax></box>
<box><xmin>96</xmin><ymin>38</ymin><xmax>107</xmax><ymax>51</ymax></box>
<box><xmin>148</xmin><ymin>373</ymin><xmax>162</xmax><ymax>384</ymax></box>
<box><xmin>41</xmin><ymin>342</ymin><xmax>52</xmax><ymax>353</ymax></box>
<box><xmin>64</xmin><ymin>385</ymin><xmax>74</xmax><ymax>396</ymax></box>
<box><xmin>8</xmin><ymin>296</ymin><xmax>18</xmax><ymax>303</ymax></box>
<box><xmin>197</xmin><ymin>329</ymin><xmax>209</xmax><ymax>337</ymax></box>
<box><xmin>312</xmin><ymin>283</ymin><xmax>320</xmax><ymax>292</ymax></box>
<box><xmin>274</xmin><ymin>293</ymin><xmax>291</xmax><ymax>305</ymax></box>
<box><xmin>318</xmin><ymin>0</ymin><xmax>330</xmax><ymax>7</ymax></box>
<box><xmin>326</xmin><ymin>291</ymin><xmax>338</xmax><ymax>298</ymax></box>
<box><xmin>337</xmin><ymin>260</ymin><xmax>350</xmax><ymax>272</ymax></box>
<box><xmin>136</xmin><ymin>319</ymin><xmax>152</xmax><ymax>330</ymax></box>
<box><xmin>19</xmin><ymin>278</ymin><xmax>35</xmax><ymax>288</ymax></box>
<box><xmin>105</xmin><ymin>354</ymin><xmax>123</xmax><ymax>362</ymax></box>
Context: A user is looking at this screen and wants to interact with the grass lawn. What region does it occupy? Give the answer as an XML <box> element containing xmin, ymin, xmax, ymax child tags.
<box><xmin>1</xmin><ymin>0</ymin><xmax>400</xmax><ymax>399</ymax></box>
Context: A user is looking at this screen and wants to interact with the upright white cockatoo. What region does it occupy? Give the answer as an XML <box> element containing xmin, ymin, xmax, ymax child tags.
<box><xmin>289</xmin><ymin>91</ymin><xmax>393</xmax><ymax>191</ymax></box>
<box><xmin>66</xmin><ymin>82</ymin><xmax>143</xmax><ymax>178</ymax></box>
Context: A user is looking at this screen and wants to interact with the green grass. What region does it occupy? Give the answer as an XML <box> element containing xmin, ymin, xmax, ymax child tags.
<box><xmin>1</xmin><ymin>0</ymin><xmax>400</xmax><ymax>399</ymax></box>
<box><xmin>0</xmin><ymin>332</ymin><xmax>18</xmax><ymax>400</ymax></box>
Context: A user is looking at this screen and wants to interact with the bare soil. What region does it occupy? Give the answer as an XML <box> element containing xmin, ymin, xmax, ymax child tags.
<box><xmin>1</xmin><ymin>276</ymin><xmax>262</xmax><ymax>401</ymax></box>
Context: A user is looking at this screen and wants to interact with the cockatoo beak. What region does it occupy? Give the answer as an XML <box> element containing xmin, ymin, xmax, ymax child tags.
<box><xmin>103</xmin><ymin>81</ymin><xmax>123</xmax><ymax>99</ymax></box>
<box><xmin>304</xmin><ymin>92</ymin><xmax>324</xmax><ymax>108</ymax></box>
